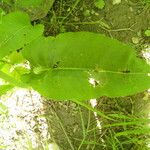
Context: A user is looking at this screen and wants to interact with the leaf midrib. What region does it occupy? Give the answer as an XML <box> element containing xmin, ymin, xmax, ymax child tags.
<box><xmin>35</xmin><ymin>67</ymin><xmax>149</xmax><ymax>75</ymax></box>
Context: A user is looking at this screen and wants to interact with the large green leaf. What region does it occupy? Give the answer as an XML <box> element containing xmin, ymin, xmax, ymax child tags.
<box><xmin>22</xmin><ymin>32</ymin><xmax>150</xmax><ymax>101</ymax></box>
<box><xmin>0</xmin><ymin>11</ymin><xmax>44</xmax><ymax>59</ymax></box>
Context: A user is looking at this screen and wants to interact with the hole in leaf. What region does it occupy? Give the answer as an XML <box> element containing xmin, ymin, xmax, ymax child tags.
<box><xmin>122</xmin><ymin>69</ymin><xmax>130</xmax><ymax>73</ymax></box>
<box><xmin>89</xmin><ymin>78</ymin><xmax>100</xmax><ymax>87</ymax></box>
<box><xmin>52</xmin><ymin>61</ymin><xmax>60</xmax><ymax>68</ymax></box>
<box><xmin>16</xmin><ymin>48</ymin><xmax>23</xmax><ymax>53</ymax></box>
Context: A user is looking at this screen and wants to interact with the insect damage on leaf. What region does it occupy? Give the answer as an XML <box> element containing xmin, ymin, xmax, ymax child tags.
<box><xmin>89</xmin><ymin>78</ymin><xmax>100</xmax><ymax>88</ymax></box>
<box><xmin>52</xmin><ymin>61</ymin><xmax>61</xmax><ymax>68</ymax></box>
<box><xmin>16</xmin><ymin>48</ymin><xmax>23</xmax><ymax>53</ymax></box>
<box><xmin>122</xmin><ymin>70</ymin><xmax>131</xmax><ymax>73</ymax></box>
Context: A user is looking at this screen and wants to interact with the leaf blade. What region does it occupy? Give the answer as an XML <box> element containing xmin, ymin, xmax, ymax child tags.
<box><xmin>22</xmin><ymin>32</ymin><xmax>150</xmax><ymax>100</ymax></box>
<box><xmin>0</xmin><ymin>11</ymin><xmax>44</xmax><ymax>59</ymax></box>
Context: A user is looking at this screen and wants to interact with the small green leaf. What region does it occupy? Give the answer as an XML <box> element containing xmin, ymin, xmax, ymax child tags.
<box><xmin>94</xmin><ymin>0</ymin><xmax>105</xmax><ymax>9</ymax></box>
<box><xmin>145</xmin><ymin>29</ymin><xmax>150</xmax><ymax>36</ymax></box>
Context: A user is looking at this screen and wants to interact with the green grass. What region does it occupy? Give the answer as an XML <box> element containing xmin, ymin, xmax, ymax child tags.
<box><xmin>76</xmin><ymin>100</ymin><xmax>150</xmax><ymax>149</ymax></box>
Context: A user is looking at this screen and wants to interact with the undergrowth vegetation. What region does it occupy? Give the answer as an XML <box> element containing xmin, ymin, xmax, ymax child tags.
<box><xmin>0</xmin><ymin>0</ymin><xmax>150</xmax><ymax>149</ymax></box>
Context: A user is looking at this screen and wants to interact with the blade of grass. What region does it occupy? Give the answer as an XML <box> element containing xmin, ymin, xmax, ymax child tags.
<box><xmin>116</xmin><ymin>128</ymin><xmax>150</xmax><ymax>137</ymax></box>
<box><xmin>103</xmin><ymin>120</ymin><xmax>150</xmax><ymax>128</ymax></box>
<box><xmin>61</xmin><ymin>0</ymin><xmax>81</xmax><ymax>24</ymax></box>
<box><xmin>73</xmin><ymin>100</ymin><xmax>113</xmax><ymax>120</ymax></box>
